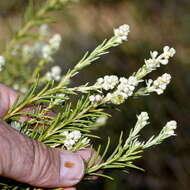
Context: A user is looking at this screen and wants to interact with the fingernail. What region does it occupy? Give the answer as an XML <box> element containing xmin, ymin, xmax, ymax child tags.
<box><xmin>60</xmin><ymin>150</ymin><xmax>85</xmax><ymax>187</ymax></box>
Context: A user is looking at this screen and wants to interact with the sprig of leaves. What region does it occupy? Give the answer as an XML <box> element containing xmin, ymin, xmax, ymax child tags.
<box><xmin>85</xmin><ymin>113</ymin><xmax>177</xmax><ymax>180</ymax></box>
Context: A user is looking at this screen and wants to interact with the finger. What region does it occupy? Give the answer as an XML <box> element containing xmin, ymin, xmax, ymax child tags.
<box><xmin>76</xmin><ymin>148</ymin><xmax>103</xmax><ymax>180</ymax></box>
<box><xmin>0</xmin><ymin>120</ymin><xmax>85</xmax><ymax>188</ymax></box>
<box><xmin>0</xmin><ymin>83</ymin><xmax>21</xmax><ymax>118</ymax></box>
<box><xmin>76</xmin><ymin>148</ymin><xmax>102</xmax><ymax>165</ymax></box>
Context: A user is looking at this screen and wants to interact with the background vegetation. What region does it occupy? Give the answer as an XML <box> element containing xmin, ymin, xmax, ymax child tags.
<box><xmin>0</xmin><ymin>0</ymin><xmax>190</xmax><ymax>189</ymax></box>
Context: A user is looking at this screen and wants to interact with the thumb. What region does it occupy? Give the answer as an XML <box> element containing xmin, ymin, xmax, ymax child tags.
<box><xmin>0</xmin><ymin>120</ymin><xmax>85</xmax><ymax>188</ymax></box>
<box><xmin>0</xmin><ymin>83</ymin><xmax>21</xmax><ymax>118</ymax></box>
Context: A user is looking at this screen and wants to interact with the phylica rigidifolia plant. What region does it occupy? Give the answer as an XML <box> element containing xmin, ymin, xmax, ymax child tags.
<box><xmin>0</xmin><ymin>0</ymin><xmax>177</xmax><ymax>189</ymax></box>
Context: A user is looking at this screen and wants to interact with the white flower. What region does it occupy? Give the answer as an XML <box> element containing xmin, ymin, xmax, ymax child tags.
<box><xmin>97</xmin><ymin>77</ymin><xmax>104</xmax><ymax>84</ymax></box>
<box><xmin>128</xmin><ymin>76</ymin><xmax>139</xmax><ymax>86</ymax></box>
<box><xmin>42</xmin><ymin>44</ymin><xmax>53</xmax><ymax>61</ymax></box>
<box><xmin>0</xmin><ymin>56</ymin><xmax>5</xmax><ymax>71</ymax></box>
<box><xmin>45</xmin><ymin>66</ymin><xmax>62</xmax><ymax>81</ymax></box>
<box><xmin>151</xmin><ymin>73</ymin><xmax>171</xmax><ymax>95</ymax></box>
<box><xmin>117</xmin><ymin>76</ymin><xmax>139</xmax><ymax>98</ymax></box>
<box><xmin>40</xmin><ymin>33</ymin><xmax>62</xmax><ymax>61</ymax></box>
<box><xmin>95</xmin><ymin>94</ymin><xmax>103</xmax><ymax>101</ymax></box>
<box><xmin>13</xmin><ymin>84</ymin><xmax>19</xmax><ymax>90</ymax></box>
<box><xmin>108</xmin><ymin>90</ymin><xmax>126</xmax><ymax>105</ymax></box>
<box><xmin>165</xmin><ymin>120</ymin><xmax>177</xmax><ymax>130</ymax></box>
<box><xmin>152</xmin><ymin>51</ymin><xmax>158</xmax><ymax>58</ymax></box>
<box><xmin>64</xmin><ymin>139</ymin><xmax>76</xmax><ymax>149</ymax></box>
<box><xmin>0</xmin><ymin>56</ymin><xmax>5</xmax><ymax>65</ymax></box>
<box><xmin>163</xmin><ymin>120</ymin><xmax>177</xmax><ymax>136</ymax></box>
<box><xmin>51</xmin><ymin>66</ymin><xmax>61</xmax><ymax>78</ymax></box>
<box><xmin>97</xmin><ymin>75</ymin><xmax>119</xmax><ymax>91</ymax></box>
<box><xmin>89</xmin><ymin>94</ymin><xmax>103</xmax><ymax>103</ymax></box>
<box><xmin>92</xmin><ymin>75</ymin><xmax>139</xmax><ymax>105</ymax></box>
<box><xmin>137</xmin><ymin>112</ymin><xmax>149</xmax><ymax>127</ymax></box>
<box><xmin>145</xmin><ymin>73</ymin><xmax>171</xmax><ymax>95</ymax></box>
<box><xmin>89</xmin><ymin>95</ymin><xmax>96</xmax><ymax>102</ymax></box>
<box><xmin>49</xmin><ymin>34</ymin><xmax>62</xmax><ymax>51</ymax></box>
<box><xmin>145</xmin><ymin>58</ymin><xmax>158</xmax><ymax>70</ymax></box>
<box><xmin>114</xmin><ymin>24</ymin><xmax>130</xmax><ymax>43</ymax></box>
<box><xmin>144</xmin><ymin>46</ymin><xmax>176</xmax><ymax>74</ymax></box>
<box><xmin>159</xmin><ymin>59</ymin><xmax>168</xmax><ymax>65</ymax></box>
<box><xmin>163</xmin><ymin>46</ymin><xmax>176</xmax><ymax>59</ymax></box>
<box><xmin>11</xmin><ymin>121</ymin><xmax>22</xmax><ymax>131</ymax></box>
<box><xmin>42</xmin><ymin>45</ymin><xmax>51</xmax><ymax>55</ymax></box>
<box><xmin>62</xmin><ymin>131</ymin><xmax>69</xmax><ymax>136</ymax></box>
<box><xmin>39</xmin><ymin>24</ymin><xmax>49</xmax><ymax>36</ymax></box>
<box><xmin>62</xmin><ymin>130</ymin><xmax>82</xmax><ymax>150</ymax></box>
<box><xmin>138</xmin><ymin>112</ymin><xmax>149</xmax><ymax>121</ymax></box>
<box><xmin>69</xmin><ymin>130</ymin><xmax>82</xmax><ymax>141</ymax></box>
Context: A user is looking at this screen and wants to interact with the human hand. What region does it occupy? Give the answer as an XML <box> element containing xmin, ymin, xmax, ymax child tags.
<box><xmin>0</xmin><ymin>83</ymin><xmax>96</xmax><ymax>190</ymax></box>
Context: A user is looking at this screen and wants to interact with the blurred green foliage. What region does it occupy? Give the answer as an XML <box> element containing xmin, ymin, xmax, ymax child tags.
<box><xmin>0</xmin><ymin>0</ymin><xmax>190</xmax><ymax>189</ymax></box>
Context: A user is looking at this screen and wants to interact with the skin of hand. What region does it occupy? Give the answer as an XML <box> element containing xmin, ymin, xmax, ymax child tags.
<box><xmin>0</xmin><ymin>83</ymin><xmax>97</xmax><ymax>189</ymax></box>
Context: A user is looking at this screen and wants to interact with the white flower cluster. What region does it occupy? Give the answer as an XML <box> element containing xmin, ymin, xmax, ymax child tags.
<box><xmin>145</xmin><ymin>46</ymin><xmax>176</xmax><ymax>73</ymax></box>
<box><xmin>62</xmin><ymin>130</ymin><xmax>82</xmax><ymax>149</ymax></box>
<box><xmin>117</xmin><ymin>76</ymin><xmax>139</xmax><ymax>96</ymax></box>
<box><xmin>90</xmin><ymin>75</ymin><xmax>125</xmax><ymax>103</ymax></box>
<box><xmin>140</xmin><ymin>120</ymin><xmax>177</xmax><ymax>149</ymax></box>
<box><xmin>10</xmin><ymin>25</ymin><xmax>61</xmax><ymax>62</ymax></box>
<box><xmin>163</xmin><ymin>121</ymin><xmax>177</xmax><ymax>136</ymax></box>
<box><xmin>45</xmin><ymin>65</ymin><xmax>62</xmax><ymax>81</ymax></box>
<box><xmin>42</xmin><ymin>33</ymin><xmax>62</xmax><ymax>61</ymax></box>
<box><xmin>124</xmin><ymin>112</ymin><xmax>149</xmax><ymax>148</ymax></box>
<box><xmin>163</xmin><ymin>46</ymin><xmax>176</xmax><ymax>59</ymax></box>
<box><xmin>0</xmin><ymin>56</ymin><xmax>5</xmax><ymax>71</ymax></box>
<box><xmin>11</xmin><ymin>121</ymin><xmax>22</xmax><ymax>131</ymax></box>
<box><xmin>147</xmin><ymin>73</ymin><xmax>171</xmax><ymax>95</ymax></box>
<box><xmin>106</xmin><ymin>76</ymin><xmax>139</xmax><ymax>104</ymax></box>
<box><xmin>114</xmin><ymin>24</ymin><xmax>130</xmax><ymax>44</ymax></box>
<box><xmin>97</xmin><ymin>75</ymin><xmax>119</xmax><ymax>90</ymax></box>
<box><xmin>135</xmin><ymin>112</ymin><xmax>149</xmax><ymax>133</ymax></box>
<box><xmin>163</xmin><ymin>120</ymin><xmax>177</xmax><ymax>136</ymax></box>
<box><xmin>143</xmin><ymin>120</ymin><xmax>177</xmax><ymax>149</ymax></box>
<box><xmin>137</xmin><ymin>112</ymin><xmax>149</xmax><ymax>126</ymax></box>
<box><xmin>18</xmin><ymin>27</ymin><xmax>61</xmax><ymax>62</ymax></box>
<box><xmin>90</xmin><ymin>75</ymin><xmax>140</xmax><ymax>105</ymax></box>
<box><xmin>125</xmin><ymin>112</ymin><xmax>177</xmax><ymax>149</ymax></box>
